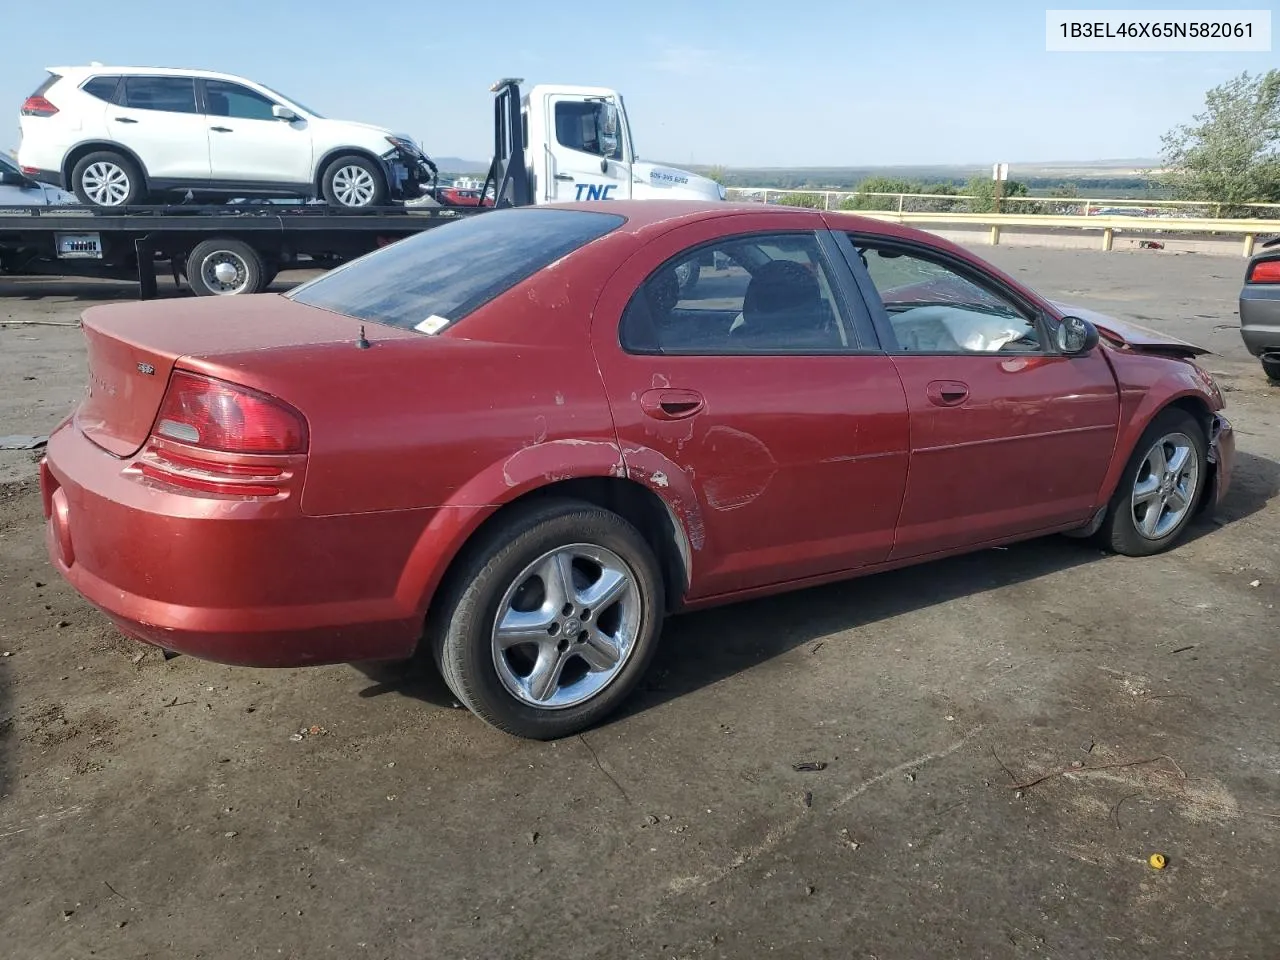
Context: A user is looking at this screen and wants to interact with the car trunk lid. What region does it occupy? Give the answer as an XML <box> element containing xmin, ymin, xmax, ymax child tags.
<box><xmin>76</xmin><ymin>294</ymin><xmax>417</xmax><ymax>457</ymax></box>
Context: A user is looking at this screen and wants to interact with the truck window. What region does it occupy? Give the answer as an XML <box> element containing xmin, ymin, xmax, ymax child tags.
<box><xmin>122</xmin><ymin>76</ymin><xmax>198</xmax><ymax>114</ymax></box>
<box><xmin>204</xmin><ymin>80</ymin><xmax>277</xmax><ymax>121</ymax></box>
<box><xmin>554</xmin><ymin>102</ymin><xmax>622</xmax><ymax>160</ymax></box>
<box><xmin>286</xmin><ymin>208</ymin><xmax>625</xmax><ymax>333</ymax></box>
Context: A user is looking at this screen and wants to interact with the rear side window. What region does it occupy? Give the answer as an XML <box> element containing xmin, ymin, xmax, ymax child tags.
<box><xmin>81</xmin><ymin>76</ymin><xmax>121</xmax><ymax>103</ymax></box>
<box><xmin>204</xmin><ymin>80</ymin><xmax>277</xmax><ymax>120</ymax></box>
<box><xmin>287</xmin><ymin>209</ymin><xmax>625</xmax><ymax>332</ymax></box>
<box><xmin>122</xmin><ymin>76</ymin><xmax>197</xmax><ymax>114</ymax></box>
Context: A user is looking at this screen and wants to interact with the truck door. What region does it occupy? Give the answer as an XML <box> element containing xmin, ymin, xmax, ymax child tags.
<box><xmin>543</xmin><ymin>93</ymin><xmax>631</xmax><ymax>203</ymax></box>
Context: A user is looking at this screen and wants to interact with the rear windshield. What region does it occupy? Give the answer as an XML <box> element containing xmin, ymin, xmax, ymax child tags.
<box><xmin>286</xmin><ymin>208</ymin><xmax>625</xmax><ymax>332</ymax></box>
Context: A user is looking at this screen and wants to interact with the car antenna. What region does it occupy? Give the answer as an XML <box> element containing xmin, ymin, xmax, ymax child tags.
<box><xmin>356</xmin><ymin>324</ymin><xmax>371</xmax><ymax>349</ymax></box>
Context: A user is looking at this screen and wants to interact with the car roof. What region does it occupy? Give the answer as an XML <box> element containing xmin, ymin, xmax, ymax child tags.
<box><xmin>540</xmin><ymin>199</ymin><xmax>945</xmax><ymax>246</ymax></box>
<box><xmin>47</xmin><ymin>65</ymin><xmax>258</xmax><ymax>83</ymax></box>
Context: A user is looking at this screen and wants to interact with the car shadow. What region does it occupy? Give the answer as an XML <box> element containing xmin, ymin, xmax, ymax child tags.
<box><xmin>357</xmin><ymin>450</ymin><xmax>1279</xmax><ymax>719</ymax></box>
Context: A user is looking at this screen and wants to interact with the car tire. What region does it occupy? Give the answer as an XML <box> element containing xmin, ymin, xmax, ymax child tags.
<box><xmin>430</xmin><ymin>499</ymin><xmax>666</xmax><ymax>740</ymax></box>
<box><xmin>675</xmin><ymin>259</ymin><xmax>700</xmax><ymax>297</ymax></box>
<box><xmin>185</xmin><ymin>239</ymin><xmax>265</xmax><ymax>296</ymax></box>
<box><xmin>1261</xmin><ymin>354</ymin><xmax>1280</xmax><ymax>384</ymax></box>
<box><xmin>320</xmin><ymin>155</ymin><xmax>387</xmax><ymax>208</ymax></box>
<box><xmin>71</xmin><ymin>151</ymin><xmax>145</xmax><ymax>207</ymax></box>
<box><xmin>1097</xmin><ymin>408</ymin><xmax>1207</xmax><ymax>557</ymax></box>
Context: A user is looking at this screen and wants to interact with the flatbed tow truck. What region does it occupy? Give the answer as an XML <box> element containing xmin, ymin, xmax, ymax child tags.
<box><xmin>0</xmin><ymin>79</ymin><xmax>723</xmax><ymax>298</ymax></box>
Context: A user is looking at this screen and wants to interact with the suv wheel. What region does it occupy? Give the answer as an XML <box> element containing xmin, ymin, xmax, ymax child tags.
<box><xmin>320</xmin><ymin>155</ymin><xmax>387</xmax><ymax>208</ymax></box>
<box><xmin>71</xmin><ymin>151</ymin><xmax>145</xmax><ymax>207</ymax></box>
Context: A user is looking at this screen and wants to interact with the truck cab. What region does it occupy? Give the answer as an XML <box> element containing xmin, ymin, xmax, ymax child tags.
<box><xmin>481</xmin><ymin>79</ymin><xmax>724</xmax><ymax>208</ymax></box>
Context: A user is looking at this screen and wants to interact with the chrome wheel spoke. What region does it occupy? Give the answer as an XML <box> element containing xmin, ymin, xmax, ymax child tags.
<box><xmin>494</xmin><ymin>607</ymin><xmax>557</xmax><ymax>649</ymax></box>
<box><xmin>576</xmin><ymin>567</ymin><xmax>628</xmax><ymax>612</ymax></box>
<box><xmin>1138</xmin><ymin>501</ymin><xmax>1164</xmax><ymax>537</ymax></box>
<box><xmin>1166</xmin><ymin>444</ymin><xmax>1190</xmax><ymax>477</ymax></box>
<box><xmin>1145</xmin><ymin>442</ymin><xmax>1168</xmax><ymax>479</ymax></box>
<box><xmin>1132</xmin><ymin>475</ymin><xmax>1161</xmax><ymax>505</ymax></box>
<box><xmin>1167</xmin><ymin>483</ymin><xmax>1190</xmax><ymax>513</ymax></box>
<box><xmin>578</xmin><ymin>630</ymin><xmax>621</xmax><ymax>671</ymax></box>
<box><xmin>527</xmin><ymin>650</ymin><xmax>570</xmax><ymax>702</ymax></box>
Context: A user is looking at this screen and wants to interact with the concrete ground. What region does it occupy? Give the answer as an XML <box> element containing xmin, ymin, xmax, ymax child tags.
<box><xmin>0</xmin><ymin>247</ymin><xmax>1277</xmax><ymax>959</ymax></box>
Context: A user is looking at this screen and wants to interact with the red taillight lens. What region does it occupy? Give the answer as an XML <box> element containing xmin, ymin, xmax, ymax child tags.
<box><xmin>151</xmin><ymin>371</ymin><xmax>308</xmax><ymax>454</ymax></box>
<box><xmin>20</xmin><ymin>96</ymin><xmax>59</xmax><ymax>118</ymax></box>
<box><xmin>1248</xmin><ymin>259</ymin><xmax>1280</xmax><ymax>284</ymax></box>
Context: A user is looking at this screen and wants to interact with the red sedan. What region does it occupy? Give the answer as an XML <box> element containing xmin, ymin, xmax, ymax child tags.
<box><xmin>40</xmin><ymin>201</ymin><xmax>1235</xmax><ymax>739</ymax></box>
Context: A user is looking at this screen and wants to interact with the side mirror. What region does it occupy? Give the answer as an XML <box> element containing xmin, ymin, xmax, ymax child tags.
<box><xmin>0</xmin><ymin>169</ymin><xmax>29</xmax><ymax>186</ymax></box>
<box><xmin>598</xmin><ymin>103</ymin><xmax>619</xmax><ymax>160</ymax></box>
<box><xmin>272</xmin><ymin>105</ymin><xmax>298</xmax><ymax>121</ymax></box>
<box><xmin>1055</xmin><ymin>315</ymin><xmax>1100</xmax><ymax>355</ymax></box>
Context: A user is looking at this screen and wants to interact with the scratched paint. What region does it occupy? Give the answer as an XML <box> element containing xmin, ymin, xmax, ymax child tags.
<box><xmin>701</xmin><ymin>425</ymin><xmax>778</xmax><ymax>511</ymax></box>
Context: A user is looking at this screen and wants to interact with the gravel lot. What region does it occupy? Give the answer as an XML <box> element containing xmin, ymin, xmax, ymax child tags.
<box><xmin>1</xmin><ymin>247</ymin><xmax>1277</xmax><ymax>959</ymax></box>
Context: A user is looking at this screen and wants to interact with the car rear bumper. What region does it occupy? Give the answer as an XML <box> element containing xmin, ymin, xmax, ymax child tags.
<box><xmin>40</xmin><ymin>422</ymin><xmax>430</xmax><ymax>667</ymax></box>
<box><xmin>1239</xmin><ymin>288</ymin><xmax>1280</xmax><ymax>357</ymax></box>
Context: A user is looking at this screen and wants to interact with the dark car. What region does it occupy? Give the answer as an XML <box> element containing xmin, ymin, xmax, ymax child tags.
<box><xmin>40</xmin><ymin>201</ymin><xmax>1234</xmax><ymax>740</ymax></box>
<box><xmin>1239</xmin><ymin>235</ymin><xmax>1280</xmax><ymax>382</ymax></box>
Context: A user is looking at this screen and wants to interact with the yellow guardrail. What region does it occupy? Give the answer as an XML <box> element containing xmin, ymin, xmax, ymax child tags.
<box><xmin>849</xmin><ymin>210</ymin><xmax>1274</xmax><ymax>256</ymax></box>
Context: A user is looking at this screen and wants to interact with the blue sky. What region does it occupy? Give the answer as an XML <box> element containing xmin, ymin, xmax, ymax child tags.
<box><xmin>3</xmin><ymin>0</ymin><xmax>1275</xmax><ymax>168</ymax></box>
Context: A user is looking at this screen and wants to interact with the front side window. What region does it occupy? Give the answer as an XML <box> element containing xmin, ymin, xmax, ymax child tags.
<box><xmin>554</xmin><ymin>101</ymin><xmax>622</xmax><ymax>160</ymax></box>
<box><xmin>204</xmin><ymin>80</ymin><xmax>277</xmax><ymax>121</ymax></box>
<box><xmin>620</xmin><ymin>233</ymin><xmax>853</xmax><ymax>354</ymax></box>
<box><xmin>122</xmin><ymin>76</ymin><xmax>198</xmax><ymax>114</ymax></box>
<box><xmin>852</xmin><ymin>241</ymin><xmax>1043</xmax><ymax>353</ymax></box>
<box><xmin>287</xmin><ymin>208</ymin><xmax>625</xmax><ymax>333</ymax></box>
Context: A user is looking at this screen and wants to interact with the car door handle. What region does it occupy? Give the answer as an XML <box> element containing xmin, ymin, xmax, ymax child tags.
<box><xmin>210</xmin><ymin>126</ymin><xmax>233</xmax><ymax>133</ymax></box>
<box><xmin>554</xmin><ymin>173</ymin><xmax>574</xmax><ymax>181</ymax></box>
<box><xmin>114</xmin><ymin>117</ymin><xmax>138</xmax><ymax>123</ymax></box>
<box><xmin>640</xmin><ymin>388</ymin><xmax>705</xmax><ymax>420</ymax></box>
<box><xmin>926</xmin><ymin>380</ymin><xmax>969</xmax><ymax>406</ymax></box>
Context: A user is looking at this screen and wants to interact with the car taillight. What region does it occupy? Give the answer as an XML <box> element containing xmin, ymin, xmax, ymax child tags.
<box><xmin>1248</xmin><ymin>259</ymin><xmax>1280</xmax><ymax>284</ymax></box>
<box><xmin>20</xmin><ymin>96</ymin><xmax>58</xmax><ymax>118</ymax></box>
<box><xmin>152</xmin><ymin>371</ymin><xmax>308</xmax><ymax>454</ymax></box>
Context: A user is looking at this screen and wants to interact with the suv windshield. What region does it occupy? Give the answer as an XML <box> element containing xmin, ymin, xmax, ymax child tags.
<box><xmin>287</xmin><ymin>208</ymin><xmax>625</xmax><ymax>332</ymax></box>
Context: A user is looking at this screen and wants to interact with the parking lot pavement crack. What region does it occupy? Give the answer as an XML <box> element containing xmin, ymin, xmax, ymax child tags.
<box><xmin>662</xmin><ymin>724</ymin><xmax>987</xmax><ymax>899</ymax></box>
<box><xmin>577</xmin><ymin>733</ymin><xmax>631</xmax><ymax>803</ymax></box>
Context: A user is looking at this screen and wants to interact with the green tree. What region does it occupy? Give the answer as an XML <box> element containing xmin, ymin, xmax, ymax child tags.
<box><xmin>775</xmin><ymin>192</ymin><xmax>826</xmax><ymax>208</ymax></box>
<box><xmin>705</xmin><ymin>165</ymin><xmax>728</xmax><ymax>185</ymax></box>
<box><xmin>963</xmin><ymin>176</ymin><xmax>1032</xmax><ymax>213</ymax></box>
<box><xmin>1158</xmin><ymin>69</ymin><xmax>1280</xmax><ymax>215</ymax></box>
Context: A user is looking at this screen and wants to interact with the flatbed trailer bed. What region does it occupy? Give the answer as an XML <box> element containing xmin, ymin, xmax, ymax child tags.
<box><xmin>0</xmin><ymin>202</ymin><xmax>486</xmax><ymax>298</ymax></box>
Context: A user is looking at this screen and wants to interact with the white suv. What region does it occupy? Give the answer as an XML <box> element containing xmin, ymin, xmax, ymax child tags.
<box><xmin>17</xmin><ymin>66</ymin><xmax>435</xmax><ymax>208</ymax></box>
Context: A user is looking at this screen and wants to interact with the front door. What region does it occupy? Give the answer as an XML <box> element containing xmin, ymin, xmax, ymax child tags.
<box><xmin>109</xmin><ymin>75</ymin><xmax>211</xmax><ymax>181</ymax></box>
<box><xmin>544</xmin><ymin>94</ymin><xmax>631</xmax><ymax>204</ymax></box>
<box><xmin>592</xmin><ymin>216</ymin><xmax>911</xmax><ymax>599</ymax></box>
<box><xmin>201</xmin><ymin>80</ymin><xmax>312</xmax><ymax>186</ymax></box>
<box><xmin>838</xmin><ymin>234</ymin><xmax>1120</xmax><ymax>559</ymax></box>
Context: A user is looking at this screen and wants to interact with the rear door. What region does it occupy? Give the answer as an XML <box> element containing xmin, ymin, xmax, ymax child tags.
<box><xmin>108</xmin><ymin>75</ymin><xmax>211</xmax><ymax>181</ymax></box>
<box><xmin>543</xmin><ymin>93</ymin><xmax>630</xmax><ymax>203</ymax></box>
<box><xmin>591</xmin><ymin>214</ymin><xmax>910</xmax><ymax>599</ymax></box>
<box><xmin>200</xmin><ymin>79</ymin><xmax>312</xmax><ymax>185</ymax></box>
<box><xmin>835</xmin><ymin>231</ymin><xmax>1120</xmax><ymax>559</ymax></box>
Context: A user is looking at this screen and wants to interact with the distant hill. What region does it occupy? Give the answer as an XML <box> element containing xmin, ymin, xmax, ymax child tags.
<box><xmin>670</xmin><ymin>159</ymin><xmax>1162</xmax><ymax>191</ymax></box>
